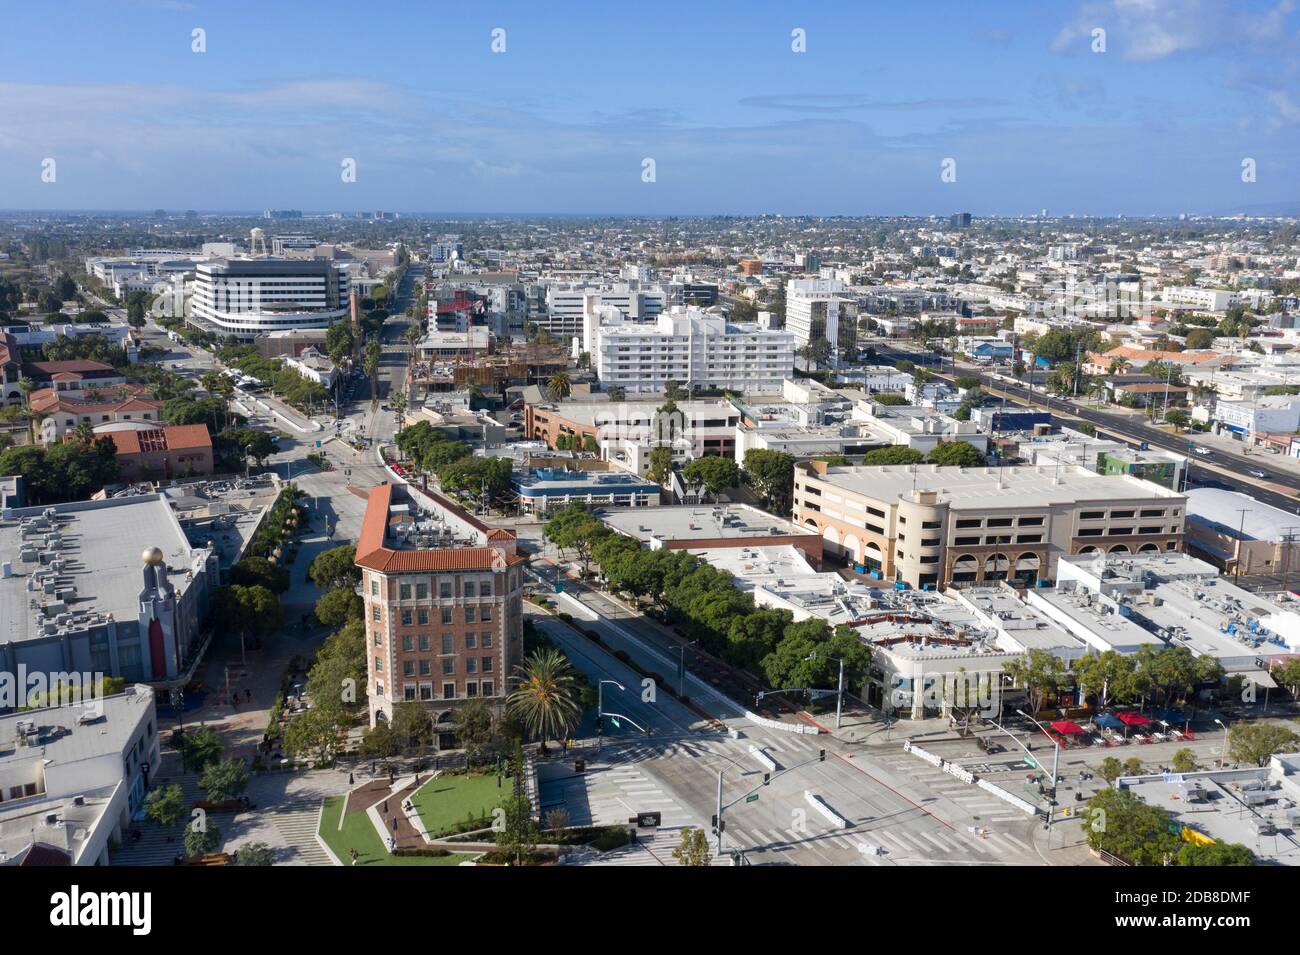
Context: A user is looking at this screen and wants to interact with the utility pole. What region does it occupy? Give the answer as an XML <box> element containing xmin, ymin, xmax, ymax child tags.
<box><xmin>1234</xmin><ymin>508</ymin><xmax>1250</xmax><ymax>583</ymax></box>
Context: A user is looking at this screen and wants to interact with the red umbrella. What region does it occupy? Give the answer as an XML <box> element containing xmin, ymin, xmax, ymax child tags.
<box><xmin>1117</xmin><ymin>712</ymin><xmax>1151</xmax><ymax>727</ymax></box>
<box><xmin>1050</xmin><ymin>719</ymin><xmax>1085</xmax><ymax>735</ymax></box>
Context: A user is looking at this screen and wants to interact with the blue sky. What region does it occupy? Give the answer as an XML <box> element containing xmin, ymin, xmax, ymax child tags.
<box><xmin>2</xmin><ymin>0</ymin><xmax>1300</xmax><ymax>215</ymax></box>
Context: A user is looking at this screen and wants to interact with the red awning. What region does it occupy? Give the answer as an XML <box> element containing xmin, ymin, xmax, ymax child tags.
<box><xmin>1117</xmin><ymin>712</ymin><xmax>1152</xmax><ymax>727</ymax></box>
<box><xmin>1050</xmin><ymin>720</ymin><xmax>1085</xmax><ymax>735</ymax></box>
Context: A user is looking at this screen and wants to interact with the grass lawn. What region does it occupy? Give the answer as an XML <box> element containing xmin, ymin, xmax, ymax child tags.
<box><xmin>318</xmin><ymin>795</ymin><xmax>472</xmax><ymax>867</ymax></box>
<box><xmin>411</xmin><ymin>771</ymin><xmax>517</xmax><ymax>837</ymax></box>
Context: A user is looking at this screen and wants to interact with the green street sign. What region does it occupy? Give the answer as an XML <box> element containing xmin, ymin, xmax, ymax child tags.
<box><xmin>610</xmin><ymin>718</ymin><xmax>621</xmax><ymax>728</ymax></box>
<box><xmin>746</xmin><ymin>793</ymin><xmax>759</xmax><ymax>804</ymax></box>
<box><xmin>1024</xmin><ymin>756</ymin><xmax>1038</xmax><ymax>769</ymax></box>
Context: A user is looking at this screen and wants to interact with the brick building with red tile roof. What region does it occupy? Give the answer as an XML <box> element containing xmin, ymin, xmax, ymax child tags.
<box><xmin>96</xmin><ymin>423</ymin><xmax>214</xmax><ymax>481</ymax></box>
<box><xmin>355</xmin><ymin>483</ymin><xmax>526</xmax><ymax>728</ymax></box>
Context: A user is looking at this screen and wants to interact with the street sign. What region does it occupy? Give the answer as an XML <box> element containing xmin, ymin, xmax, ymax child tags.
<box><xmin>746</xmin><ymin>793</ymin><xmax>759</xmax><ymax>804</ymax></box>
<box><xmin>636</xmin><ymin>812</ymin><xmax>662</xmax><ymax>827</ymax></box>
<box><xmin>1024</xmin><ymin>756</ymin><xmax>1038</xmax><ymax>769</ymax></box>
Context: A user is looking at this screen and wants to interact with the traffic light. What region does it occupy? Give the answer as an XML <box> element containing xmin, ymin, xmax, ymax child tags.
<box><xmin>763</xmin><ymin>772</ymin><xmax>771</xmax><ymax>786</ymax></box>
<box><xmin>818</xmin><ymin>749</ymin><xmax>826</xmax><ymax>762</ymax></box>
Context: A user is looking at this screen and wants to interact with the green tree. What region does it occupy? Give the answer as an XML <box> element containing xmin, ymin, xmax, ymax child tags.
<box><xmin>543</xmin><ymin>503</ymin><xmax>607</xmax><ymax>576</ymax></box>
<box><xmin>210</xmin><ymin>584</ymin><xmax>282</xmax><ymax>651</ymax></box>
<box><xmin>308</xmin><ymin>545</ymin><xmax>360</xmax><ymax>590</ymax></box>
<box><xmin>672</xmin><ymin>826</ymin><xmax>712</xmax><ymax>866</ymax></box>
<box><xmin>507</xmin><ymin>649</ymin><xmax>582</xmax><ymax>745</ymax></box>
<box><xmin>1082</xmin><ymin>787</ymin><xmax>1180</xmax><ymax>865</ymax></box>
<box><xmin>184</xmin><ymin>821</ymin><xmax>222</xmax><ymax>858</ymax></box>
<box><xmin>761</xmin><ymin>619</ymin><xmax>871</xmax><ymax>696</ymax></box>
<box><xmin>647</xmin><ymin>445</ymin><xmax>674</xmax><ymax>485</ymax></box>
<box><xmin>200</xmin><ymin>758</ymin><xmax>250</xmax><ymax>802</ymax></box>
<box><xmin>230</xmin><ymin>556</ymin><xmax>290</xmax><ymax>594</ymax></box>
<box><xmin>453</xmin><ymin>697</ymin><xmax>496</xmax><ymax>763</ymax></box>
<box><xmin>547</xmin><ymin>372</ymin><xmax>571</xmax><ymax>400</ymax></box>
<box><xmin>742</xmin><ymin>448</ymin><xmax>795</xmax><ymax>513</ymax></box>
<box><xmin>682</xmin><ymin>454</ymin><xmax>739</xmax><ymax>502</ymax></box>
<box><xmin>314</xmin><ymin>587</ymin><xmax>363</xmax><ymax>628</ymax></box>
<box><xmin>234</xmin><ymin>842</ymin><xmax>276</xmax><ymax>866</ymax></box>
<box><xmin>144</xmin><ymin>784</ymin><xmax>185</xmax><ymax>828</ymax></box>
<box><xmin>1176</xmin><ymin>842</ymin><xmax>1254</xmax><ymax>866</ymax></box>
<box><xmin>924</xmin><ymin>442</ymin><xmax>987</xmax><ymax>467</ymax></box>
<box><xmin>1170</xmin><ymin>748</ymin><xmax>1198</xmax><ymax>773</ymax></box>
<box><xmin>1227</xmin><ymin>722</ymin><xmax>1300</xmax><ymax>767</ymax></box>
<box><xmin>1002</xmin><ymin>649</ymin><xmax>1066</xmax><ymax>716</ymax></box>
<box><xmin>173</xmin><ymin>726</ymin><xmax>223</xmax><ymax>772</ymax></box>
<box><xmin>390</xmin><ymin>700</ymin><xmax>434</xmax><ymax>752</ymax></box>
<box><xmin>861</xmin><ymin>446</ymin><xmax>925</xmax><ymax>466</ymax></box>
<box><xmin>1098</xmin><ymin>756</ymin><xmax>1124</xmax><ymax>786</ymax></box>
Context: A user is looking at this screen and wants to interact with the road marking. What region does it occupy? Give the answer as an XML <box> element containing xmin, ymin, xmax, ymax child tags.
<box><xmin>919</xmin><ymin>832</ymin><xmax>952</xmax><ymax>853</ymax></box>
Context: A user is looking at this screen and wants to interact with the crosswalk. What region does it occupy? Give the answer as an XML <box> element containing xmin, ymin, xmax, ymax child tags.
<box><xmin>874</xmin><ymin>750</ymin><xmax>1033</xmax><ymax>826</ymax></box>
<box><xmin>581</xmin><ymin>826</ymin><xmax>729</xmax><ymax>867</ymax></box>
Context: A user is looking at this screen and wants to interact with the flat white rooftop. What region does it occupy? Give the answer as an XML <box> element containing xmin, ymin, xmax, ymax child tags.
<box><xmin>596</xmin><ymin>504</ymin><xmax>812</xmax><ymax>544</ymax></box>
<box><xmin>804</xmin><ymin>463</ymin><xmax>1183</xmax><ymax>509</ymax></box>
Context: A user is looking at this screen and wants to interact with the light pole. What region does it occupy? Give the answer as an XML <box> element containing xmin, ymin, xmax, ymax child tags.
<box><xmin>1016</xmin><ymin>708</ymin><xmax>1060</xmax><ymax>844</ymax></box>
<box><xmin>1215</xmin><ymin>718</ymin><xmax>1228</xmax><ymax>769</ymax></box>
<box><xmin>597</xmin><ymin>679</ymin><xmax>623</xmax><ymax>751</ymax></box>
<box><xmin>806</xmin><ymin>652</ymin><xmax>846</xmax><ymax>729</ymax></box>
<box><xmin>678</xmin><ymin>640</ymin><xmax>698</xmax><ymax>700</ymax></box>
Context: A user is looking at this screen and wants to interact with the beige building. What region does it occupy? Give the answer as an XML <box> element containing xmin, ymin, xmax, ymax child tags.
<box><xmin>792</xmin><ymin>461</ymin><xmax>1186</xmax><ymax>589</ymax></box>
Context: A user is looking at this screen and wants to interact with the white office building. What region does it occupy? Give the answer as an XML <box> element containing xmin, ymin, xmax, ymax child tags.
<box><xmin>1159</xmin><ymin>286</ymin><xmax>1241</xmax><ymax>312</ymax></box>
<box><xmin>593</xmin><ymin>307</ymin><xmax>794</xmax><ymax>395</ymax></box>
<box><xmin>190</xmin><ymin>258</ymin><xmax>351</xmax><ymax>340</ymax></box>
<box><xmin>785</xmin><ymin>278</ymin><xmax>855</xmax><ymax>360</ymax></box>
<box><xmin>543</xmin><ymin>282</ymin><xmax>669</xmax><ymax>341</ymax></box>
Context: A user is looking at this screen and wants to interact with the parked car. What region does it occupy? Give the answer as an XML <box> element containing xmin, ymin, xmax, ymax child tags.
<box><xmin>1248</xmin><ymin>469</ymin><xmax>1267</xmax><ymax>479</ymax></box>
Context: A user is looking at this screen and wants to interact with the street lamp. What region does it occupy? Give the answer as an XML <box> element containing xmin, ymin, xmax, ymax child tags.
<box><xmin>805</xmin><ymin>652</ymin><xmax>846</xmax><ymax>729</ymax></box>
<box><xmin>1016</xmin><ymin>708</ymin><xmax>1060</xmax><ymax>843</ymax></box>
<box><xmin>678</xmin><ymin>640</ymin><xmax>698</xmax><ymax>700</ymax></box>
<box><xmin>1215</xmin><ymin>718</ymin><xmax>1228</xmax><ymax>769</ymax></box>
<box><xmin>597</xmin><ymin>679</ymin><xmax>624</xmax><ymax>749</ymax></box>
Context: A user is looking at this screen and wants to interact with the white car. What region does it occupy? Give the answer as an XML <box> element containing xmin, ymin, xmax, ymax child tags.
<box><xmin>1193</xmin><ymin>447</ymin><xmax>1212</xmax><ymax>456</ymax></box>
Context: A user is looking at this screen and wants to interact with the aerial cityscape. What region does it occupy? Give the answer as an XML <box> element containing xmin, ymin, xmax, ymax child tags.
<box><xmin>1</xmin><ymin>0</ymin><xmax>1297</xmax><ymax>930</ymax></box>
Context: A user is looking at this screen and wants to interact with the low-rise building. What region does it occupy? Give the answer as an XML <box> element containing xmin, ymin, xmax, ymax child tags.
<box><xmin>96</xmin><ymin>423</ymin><xmax>214</xmax><ymax>482</ymax></box>
<box><xmin>793</xmin><ymin>460</ymin><xmax>1186</xmax><ymax>589</ymax></box>
<box><xmin>0</xmin><ymin>495</ymin><xmax>218</xmax><ymax>686</ymax></box>
<box><xmin>596</xmin><ymin>503</ymin><xmax>824</xmax><ymax>568</ymax></box>
<box><xmin>0</xmin><ymin>685</ymin><xmax>159</xmax><ymax>866</ymax></box>
<box><xmin>513</xmin><ymin>467</ymin><xmax>661</xmax><ymax>514</ymax></box>
<box><xmin>29</xmin><ymin>390</ymin><xmax>163</xmax><ymax>445</ymax></box>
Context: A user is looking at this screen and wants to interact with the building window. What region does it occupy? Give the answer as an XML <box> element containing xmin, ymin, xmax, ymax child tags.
<box><xmin>465</xmin><ymin>633</ymin><xmax>477</xmax><ymax>649</ymax></box>
<box><xmin>441</xmin><ymin>634</ymin><xmax>454</xmax><ymax>653</ymax></box>
<box><xmin>467</xmin><ymin>658</ymin><xmax>478</xmax><ymax>674</ymax></box>
<box><xmin>482</xmin><ymin>656</ymin><xmax>493</xmax><ymax>673</ymax></box>
<box><xmin>482</xmin><ymin>632</ymin><xmax>493</xmax><ymax>648</ymax></box>
<box><xmin>374</xmin><ymin>656</ymin><xmax>383</xmax><ymax>673</ymax></box>
<box><xmin>442</xmin><ymin>683</ymin><xmax>456</xmax><ymax>699</ymax></box>
<box><xmin>418</xmin><ymin>609</ymin><xmax>429</xmax><ymax>626</ymax></box>
<box><xmin>465</xmin><ymin>607</ymin><xmax>477</xmax><ymax>624</ymax></box>
<box><xmin>403</xmin><ymin>661</ymin><xmax>414</xmax><ymax>676</ymax></box>
<box><xmin>416</xmin><ymin>583</ymin><xmax>429</xmax><ymax>599</ymax></box>
<box><xmin>419</xmin><ymin>684</ymin><xmax>433</xmax><ymax>700</ymax></box>
<box><xmin>440</xmin><ymin>582</ymin><xmax>452</xmax><ymax>598</ymax></box>
<box><xmin>466</xmin><ymin>682</ymin><xmax>479</xmax><ymax>698</ymax></box>
<box><xmin>464</xmin><ymin>581</ymin><xmax>477</xmax><ymax>598</ymax></box>
<box><xmin>371</xmin><ymin>579</ymin><xmax>379</xmax><ymax>596</ymax></box>
<box><xmin>419</xmin><ymin>634</ymin><xmax>430</xmax><ymax>651</ymax></box>
<box><xmin>404</xmin><ymin>684</ymin><xmax>416</xmax><ymax>701</ymax></box>
<box><xmin>481</xmin><ymin>680</ymin><xmax>494</xmax><ymax>697</ymax></box>
<box><xmin>401</xmin><ymin>610</ymin><xmax>413</xmax><ymax>626</ymax></box>
<box><xmin>399</xmin><ymin>583</ymin><xmax>412</xmax><ymax>600</ymax></box>
<box><xmin>372</xmin><ymin>607</ymin><xmax>381</xmax><ymax>622</ymax></box>
<box><xmin>442</xmin><ymin>658</ymin><xmax>455</xmax><ymax>675</ymax></box>
<box><xmin>441</xmin><ymin>608</ymin><xmax>453</xmax><ymax>625</ymax></box>
<box><xmin>402</xmin><ymin>635</ymin><xmax>413</xmax><ymax>651</ymax></box>
<box><xmin>419</xmin><ymin>660</ymin><xmax>431</xmax><ymax>676</ymax></box>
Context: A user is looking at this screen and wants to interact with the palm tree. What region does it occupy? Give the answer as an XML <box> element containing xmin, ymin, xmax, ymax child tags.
<box><xmin>506</xmin><ymin>649</ymin><xmax>581</xmax><ymax>747</ymax></box>
<box><xmin>72</xmin><ymin>420</ymin><xmax>95</xmax><ymax>445</ymax></box>
<box><xmin>547</xmin><ymin>372</ymin><xmax>571</xmax><ymax>401</ymax></box>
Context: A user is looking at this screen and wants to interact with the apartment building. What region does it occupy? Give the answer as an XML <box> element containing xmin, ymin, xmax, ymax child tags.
<box><xmin>355</xmin><ymin>484</ymin><xmax>526</xmax><ymax>729</ymax></box>
<box><xmin>1159</xmin><ymin>286</ymin><xmax>1241</xmax><ymax>311</ymax></box>
<box><xmin>30</xmin><ymin>389</ymin><xmax>163</xmax><ymax>445</ymax></box>
<box><xmin>541</xmin><ymin>281</ymin><xmax>669</xmax><ymax>340</ymax></box>
<box><xmin>593</xmin><ymin>307</ymin><xmax>793</xmax><ymax>395</ymax></box>
<box><xmin>190</xmin><ymin>258</ymin><xmax>351</xmax><ymax>340</ymax></box>
<box><xmin>792</xmin><ymin>461</ymin><xmax>1186</xmax><ymax>589</ymax></box>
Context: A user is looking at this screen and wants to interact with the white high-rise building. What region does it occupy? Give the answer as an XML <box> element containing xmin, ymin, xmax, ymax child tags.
<box><xmin>785</xmin><ymin>278</ymin><xmax>855</xmax><ymax>361</ymax></box>
<box><xmin>190</xmin><ymin>258</ymin><xmax>351</xmax><ymax>340</ymax></box>
<box><xmin>593</xmin><ymin>306</ymin><xmax>794</xmax><ymax>395</ymax></box>
<box><xmin>542</xmin><ymin>281</ymin><xmax>669</xmax><ymax>341</ymax></box>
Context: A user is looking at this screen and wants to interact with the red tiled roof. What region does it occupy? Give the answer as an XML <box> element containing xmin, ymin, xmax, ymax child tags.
<box><xmin>25</xmin><ymin>359</ymin><xmax>116</xmax><ymax>376</ymax></box>
<box><xmin>31</xmin><ymin>388</ymin><xmax>161</xmax><ymax>415</ymax></box>
<box><xmin>100</xmin><ymin>424</ymin><xmax>212</xmax><ymax>455</ymax></box>
<box><xmin>0</xmin><ymin>332</ymin><xmax>17</xmax><ymax>369</ymax></box>
<box><xmin>354</xmin><ymin>483</ymin><xmax>526</xmax><ymax>573</ymax></box>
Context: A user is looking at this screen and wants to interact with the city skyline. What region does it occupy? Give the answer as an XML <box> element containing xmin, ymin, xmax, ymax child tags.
<box><xmin>3</xmin><ymin>0</ymin><xmax>1300</xmax><ymax>216</ymax></box>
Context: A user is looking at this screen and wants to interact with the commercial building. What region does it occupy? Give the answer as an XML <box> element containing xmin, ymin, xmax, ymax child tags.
<box><xmin>30</xmin><ymin>390</ymin><xmax>164</xmax><ymax>446</ymax></box>
<box><xmin>1212</xmin><ymin>396</ymin><xmax>1300</xmax><ymax>438</ymax></box>
<box><xmin>1185</xmin><ymin>487</ymin><xmax>1300</xmax><ymax>579</ymax></box>
<box><xmin>592</xmin><ymin>307</ymin><xmax>793</xmax><ymax>395</ymax></box>
<box><xmin>513</xmin><ymin>468</ymin><xmax>661</xmax><ymax>514</ymax></box>
<box><xmin>190</xmin><ymin>258</ymin><xmax>351</xmax><ymax>340</ymax></box>
<box><xmin>1158</xmin><ymin>286</ymin><xmax>1241</xmax><ymax>311</ymax></box>
<box><xmin>541</xmin><ymin>281</ymin><xmax>669</xmax><ymax>340</ymax></box>
<box><xmin>792</xmin><ymin>460</ymin><xmax>1186</xmax><ymax>589</ymax></box>
<box><xmin>785</xmin><ymin>278</ymin><xmax>855</xmax><ymax>360</ymax></box>
<box><xmin>97</xmin><ymin>423</ymin><xmax>214</xmax><ymax>482</ymax></box>
<box><xmin>20</xmin><ymin>360</ymin><xmax>126</xmax><ymax>399</ymax></box>
<box><xmin>0</xmin><ymin>685</ymin><xmax>159</xmax><ymax>866</ymax></box>
<box><xmin>354</xmin><ymin>483</ymin><xmax>526</xmax><ymax>729</ymax></box>
<box><xmin>0</xmin><ymin>495</ymin><xmax>219</xmax><ymax>686</ymax></box>
<box><xmin>694</xmin><ymin>544</ymin><xmax>872</xmax><ymax>626</ymax></box>
<box><xmin>597</xmin><ymin>503</ymin><xmax>823</xmax><ymax>568</ymax></box>
<box><xmin>524</xmin><ymin>397</ymin><xmax>742</xmax><ymax>477</ymax></box>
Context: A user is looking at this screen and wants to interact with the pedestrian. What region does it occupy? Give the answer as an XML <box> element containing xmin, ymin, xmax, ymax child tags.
<box><xmin>348</xmin><ymin>847</ymin><xmax>358</xmax><ymax>865</ymax></box>
<box><xmin>371</xmin><ymin>761</ymin><xmax>376</xmax><ymax>776</ymax></box>
<box><xmin>246</xmin><ymin>688</ymin><xmax>252</xmax><ymax>703</ymax></box>
<box><xmin>348</xmin><ymin>771</ymin><xmax>354</xmax><ymax>785</ymax></box>
<box><xmin>382</xmin><ymin>800</ymin><xmax>388</xmax><ymax>814</ymax></box>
